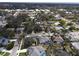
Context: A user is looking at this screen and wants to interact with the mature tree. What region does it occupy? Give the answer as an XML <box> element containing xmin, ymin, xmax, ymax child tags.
<box><xmin>59</xmin><ymin>20</ymin><xmax>66</xmax><ymax>27</ymax></box>
<box><xmin>69</xmin><ymin>26</ymin><xmax>76</xmax><ymax>31</ymax></box>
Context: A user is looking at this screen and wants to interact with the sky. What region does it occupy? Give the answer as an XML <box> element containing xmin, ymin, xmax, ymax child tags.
<box><xmin>0</xmin><ymin>0</ymin><xmax>79</xmax><ymax>3</ymax></box>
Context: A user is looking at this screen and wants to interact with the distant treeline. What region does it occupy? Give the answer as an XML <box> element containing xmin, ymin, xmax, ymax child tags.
<box><xmin>0</xmin><ymin>2</ymin><xmax>79</xmax><ymax>9</ymax></box>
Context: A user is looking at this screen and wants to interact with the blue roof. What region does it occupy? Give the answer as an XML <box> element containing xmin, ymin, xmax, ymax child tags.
<box><xmin>0</xmin><ymin>37</ymin><xmax>8</xmax><ymax>45</ymax></box>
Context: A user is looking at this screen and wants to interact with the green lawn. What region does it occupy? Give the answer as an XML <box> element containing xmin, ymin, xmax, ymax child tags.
<box><xmin>0</xmin><ymin>51</ymin><xmax>10</xmax><ymax>56</ymax></box>
<box><xmin>19</xmin><ymin>52</ymin><xmax>27</xmax><ymax>56</ymax></box>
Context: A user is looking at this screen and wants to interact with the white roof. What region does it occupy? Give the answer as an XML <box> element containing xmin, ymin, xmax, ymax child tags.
<box><xmin>68</xmin><ymin>32</ymin><xmax>79</xmax><ymax>41</ymax></box>
<box><xmin>13</xmin><ymin>12</ymin><xmax>20</xmax><ymax>17</ymax></box>
<box><xmin>0</xmin><ymin>21</ymin><xmax>7</xmax><ymax>26</ymax></box>
<box><xmin>55</xmin><ymin>26</ymin><xmax>63</xmax><ymax>30</ymax></box>
<box><xmin>72</xmin><ymin>42</ymin><xmax>79</xmax><ymax>50</ymax></box>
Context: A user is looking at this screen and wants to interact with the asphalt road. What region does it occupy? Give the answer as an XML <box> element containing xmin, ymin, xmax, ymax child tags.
<box><xmin>10</xmin><ymin>39</ymin><xmax>19</xmax><ymax>56</ymax></box>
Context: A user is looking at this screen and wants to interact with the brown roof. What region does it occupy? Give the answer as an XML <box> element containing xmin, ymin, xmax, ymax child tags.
<box><xmin>51</xmin><ymin>34</ymin><xmax>64</xmax><ymax>42</ymax></box>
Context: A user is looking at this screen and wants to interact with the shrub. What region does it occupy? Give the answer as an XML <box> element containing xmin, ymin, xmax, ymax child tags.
<box><xmin>6</xmin><ymin>42</ymin><xmax>14</xmax><ymax>50</ymax></box>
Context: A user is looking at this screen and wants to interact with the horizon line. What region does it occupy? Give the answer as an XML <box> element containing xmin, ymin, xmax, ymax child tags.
<box><xmin>0</xmin><ymin>2</ymin><xmax>79</xmax><ymax>4</ymax></box>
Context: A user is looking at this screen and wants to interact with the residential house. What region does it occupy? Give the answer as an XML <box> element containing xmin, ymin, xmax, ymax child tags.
<box><xmin>54</xmin><ymin>14</ymin><xmax>63</xmax><ymax>20</ymax></box>
<box><xmin>66</xmin><ymin>32</ymin><xmax>79</xmax><ymax>50</ymax></box>
<box><xmin>36</xmin><ymin>36</ymin><xmax>51</xmax><ymax>44</ymax></box>
<box><xmin>27</xmin><ymin>46</ymin><xmax>46</xmax><ymax>56</ymax></box>
<box><xmin>66</xmin><ymin>32</ymin><xmax>79</xmax><ymax>41</ymax></box>
<box><xmin>71</xmin><ymin>42</ymin><xmax>79</xmax><ymax>50</ymax></box>
<box><xmin>55</xmin><ymin>26</ymin><xmax>63</xmax><ymax>30</ymax></box>
<box><xmin>0</xmin><ymin>16</ymin><xmax>7</xmax><ymax>27</ymax></box>
<box><xmin>51</xmin><ymin>34</ymin><xmax>64</xmax><ymax>44</ymax></box>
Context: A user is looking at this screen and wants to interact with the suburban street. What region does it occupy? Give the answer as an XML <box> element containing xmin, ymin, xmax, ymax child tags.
<box><xmin>10</xmin><ymin>39</ymin><xmax>19</xmax><ymax>56</ymax></box>
<box><xmin>0</xmin><ymin>4</ymin><xmax>79</xmax><ymax>56</ymax></box>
